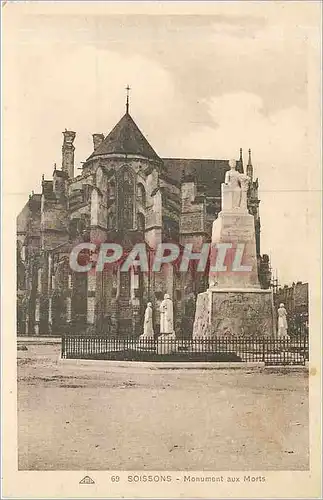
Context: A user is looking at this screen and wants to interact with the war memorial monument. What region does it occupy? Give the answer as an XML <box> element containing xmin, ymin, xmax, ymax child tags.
<box><xmin>193</xmin><ymin>159</ymin><xmax>276</xmax><ymax>338</ymax></box>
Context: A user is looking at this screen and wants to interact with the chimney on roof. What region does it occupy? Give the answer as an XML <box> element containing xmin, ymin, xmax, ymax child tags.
<box><xmin>92</xmin><ymin>133</ymin><xmax>105</xmax><ymax>152</ymax></box>
<box><xmin>62</xmin><ymin>130</ymin><xmax>76</xmax><ymax>179</ymax></box>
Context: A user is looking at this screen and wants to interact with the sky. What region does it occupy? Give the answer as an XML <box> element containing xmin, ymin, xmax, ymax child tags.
<box><xmin>3</xmin><ymin>2</ymin><xmax>321</xmax><ymax>285</ymax></box>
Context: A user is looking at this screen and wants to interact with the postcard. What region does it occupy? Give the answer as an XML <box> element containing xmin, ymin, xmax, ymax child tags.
<box><xmin>2</xmin><ymin>1</ymin><xmax>321</xmax><ymax>498</ymax></box>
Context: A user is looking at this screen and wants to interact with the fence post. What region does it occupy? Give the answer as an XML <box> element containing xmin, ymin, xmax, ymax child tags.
<box><xmin>262</xmin><ymin>338</ymin><xmax>265</xmax><ymax>363</ymax></box>
<box><xmin>61</xmin><ymin>334</ymin><xmax>65</xmax><ymax>358</ymax></box>
<box><xmin>304</xmin><ymin>334</ymin><xmax>308</xmax><ymax>364</ymax></box>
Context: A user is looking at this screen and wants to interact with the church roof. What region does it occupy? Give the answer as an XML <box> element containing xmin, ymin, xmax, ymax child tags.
<box><xmin>163</xmin><ymin>158</ymin><xmax>228</xmax><ymax>196</ymax></box>
<box><xmin>88</xmin><ymin>112</ymin><xmax>160</xmax><ymax>161</ymax></box>
<box><xmin>162</xmin><ymin>158</ymin><xmax>243</xmax><ymax>196</ymax></box>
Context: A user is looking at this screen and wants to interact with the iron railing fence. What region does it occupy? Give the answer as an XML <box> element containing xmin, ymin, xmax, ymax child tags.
<box><xmin>61</xmin><ymin>335</ymin><xmax>309</xmax><ymax>365</ymax></box>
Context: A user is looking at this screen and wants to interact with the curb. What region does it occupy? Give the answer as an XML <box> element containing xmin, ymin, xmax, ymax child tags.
<box><xmin>264</xmin><ymin>364</ymin><xmax>309</xmax><ymax>371</ymax></box>
<box><xmin>17</xmin><ymin>337</ymin><xmax>61</xmax><ymax>344</ymax></box>
<box><xmin>58</xmin><ymin>358</ymin><xmax>266</xmax><ymax>370</ymax></box>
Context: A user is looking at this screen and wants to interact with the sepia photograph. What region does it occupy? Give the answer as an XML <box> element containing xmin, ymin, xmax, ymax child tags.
<box><xmin>2</xmin><ymin>1</ymin><xmax>321</xmax><ymax>498</ymax></box>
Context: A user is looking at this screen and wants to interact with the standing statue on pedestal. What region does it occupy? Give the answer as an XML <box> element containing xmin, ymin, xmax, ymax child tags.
<box><xmin>223</xmin><ymin>159</ymin><xmax>250</xmax><ymax>213</ymax></box>
<box><xmin>277</xmin><ymin>303</ymin><xmax>289</xmax><ymax>339</ymax></box>
<box><xmin>140</xmin><ymin>302</ymin><xmax>154</xmax><ymax>339</ymax></box>
<box><xmin>158</xmin><ymin>294</ymin><xmax>176</xmax><ymax>354</ymax></box>
<box><xmin>224</xmin><ymin>159</ymin><xmax>241</xmax><ymax>210</ymax></box>
<box><xmin>159</xmin><ymin>293</ymin><xmax>174</xmax><ymax>335</ymax></box>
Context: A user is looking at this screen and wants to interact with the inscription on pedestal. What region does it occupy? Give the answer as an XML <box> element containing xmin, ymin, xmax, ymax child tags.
<box><xmin>193</xmin><ymin>290</ymin><xmax>275</xmax><ymax>338</ymax></box>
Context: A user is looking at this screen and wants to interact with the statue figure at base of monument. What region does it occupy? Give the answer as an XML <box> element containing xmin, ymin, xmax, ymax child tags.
<box><xmin>277</xmin><ymin>303</ymin><xmax>289</xmax><ymax>339</ymax></box>
<box><xmin>140</xmin><ymin>302</ymin><xmax>154</xmax><ymax>339</ymax></box>
<box><xmin>158</xmin><ymin>294</ymin><xmax>176</xmax><ymax>353</ymax></box>
<box><xmin>159</xmin><ymin>293</ymin><xmax>175</xmax><ymax>335</ymax></box>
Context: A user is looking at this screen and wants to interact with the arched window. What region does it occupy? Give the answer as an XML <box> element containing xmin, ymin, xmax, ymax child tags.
<box><xmin>107</xmin><ymin>211</ymin><xmax>115</xmax><ymax>230</ymax></box>
<box><xmin>69</xmin><ymin>218</ymin><xmax>79</xmax><ymax>238</ymax></box>
<box><xmin>137</xmin><ymin>212</ymin><xmax>145</xmax><ymax>233</ymax></box>
<box><xmin>123</xmin><ymin>179</ymin><xmax>134</xmax><ymax>229</ymax></box>
<box><xmin>117</xmin><ymin>167</ymin><xmax>135</xmax><ymax>231</ymax></box>
<box><xmin>37</xmin><ymin>269</ymin><xmax>42</xmax><ymax>291</ymax></box>
<box><xmin>108</xmin><ymin>180</ymin><xmax>116</xmax><ymax>202</ymax></box>
<box><xmin>163</xmin><ymin>217</ymin><xmax>179</xmax><ymax>242</ymax></box>
<box><xmin>137</xmin><ymin>183</ymin><xmax>146</xmax><ymax>207</ymax></box>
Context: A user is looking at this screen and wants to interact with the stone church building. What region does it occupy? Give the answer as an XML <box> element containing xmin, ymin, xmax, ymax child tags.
<box><xmin>17</xmin><ymin>100</ymin><xmax>271</xmax><ymax>336</ymax></box>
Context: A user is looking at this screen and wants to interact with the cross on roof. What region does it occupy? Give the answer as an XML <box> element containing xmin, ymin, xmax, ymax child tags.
<box><xmin>126</xmin><ymin>85</ymin><xmax>131</xmax><ymax>114</ymax></box>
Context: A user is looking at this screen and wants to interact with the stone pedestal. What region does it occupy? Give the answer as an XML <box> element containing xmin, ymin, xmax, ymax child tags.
<box><xmin>209</xmin><ymin>210</ymin><xmax>260</xmax><ymax>289</ymax></box>
<box><xmin>193</xmin><ymin>288</ymin><xmax>276</xmax><ymax>338</ymax></box>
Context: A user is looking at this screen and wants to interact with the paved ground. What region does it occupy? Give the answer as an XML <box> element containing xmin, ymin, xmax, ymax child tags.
<box><xmin>17</xmin><ymin>343</ymin><xmax>309</xmax><ymax>471</ymax></box>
